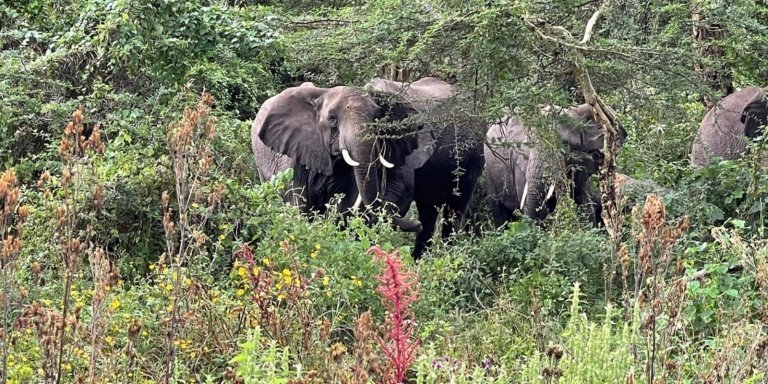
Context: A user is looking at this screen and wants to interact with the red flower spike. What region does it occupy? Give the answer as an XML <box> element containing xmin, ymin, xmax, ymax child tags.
<box><xmin>368</xmin><ymin>246</ymin><xmax>420</xmax><ymax>384</ymax></box>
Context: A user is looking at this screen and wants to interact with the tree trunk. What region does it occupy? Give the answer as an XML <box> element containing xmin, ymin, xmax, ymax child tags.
<box><xmin>692</xmin><ymin>3</ymin><xmax>734</xmax><ymax>109</ymax></box>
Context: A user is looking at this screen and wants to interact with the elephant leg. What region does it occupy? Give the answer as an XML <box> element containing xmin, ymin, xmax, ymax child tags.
<box><xmin>446</xmin><ymin>163</ymin><xmax>482</xmax><ymax>237</ymax></box>
<box><xmin>412</xmin><ymin>201</ymin><xmax>439</xmax><ymax>261</ymax></box>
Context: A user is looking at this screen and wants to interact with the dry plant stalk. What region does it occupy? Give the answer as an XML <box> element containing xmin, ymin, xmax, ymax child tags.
<box><xmin>0</xmin><ymin>169</ymin><xmax>27</xmax><ymax>384</ymax></box>
<box><xmin>34</xmin><ymin>107</ymin><xmax>107</xmax><ymax>383</ymax></box>
<box><xmin>162</xmin><ymin>91</ymin><xmax>221</xmax><ymax>383</ymax></box>
<box><xmin>629</xmin><ymin>194</ymin><xmax>689</xmax><ymax>383</ymax></box>
<box><xmin>87</xmin><ymin>247</ymin><xmax>112</xmax><ymax>383</ymax></box>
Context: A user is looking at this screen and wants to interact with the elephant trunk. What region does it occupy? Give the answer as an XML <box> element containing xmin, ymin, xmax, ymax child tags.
<box><xmin>523</xmin><ymin>149</ymin><xmax>554</xmax><ymax>220</ymax></box>
<box><xmin>352</xmin><ymin>161</ymin><xmax>381</xmax><ymax>210</ymax></box>
<box><xmin>345</xmin><ymin>137</ymin><xmax>421</xmax><ymax>232</ymax></box>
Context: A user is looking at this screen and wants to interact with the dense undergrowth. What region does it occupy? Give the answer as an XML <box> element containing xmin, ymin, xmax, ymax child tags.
<box><xmin>4</xmin><ymin>0</ymin><xmax>768</xmax><ymax>383</ymax></box>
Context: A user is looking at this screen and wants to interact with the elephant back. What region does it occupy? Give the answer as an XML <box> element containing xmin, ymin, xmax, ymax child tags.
<box><xmin>691</xmin><ymin>86</ymin><xmax>762</xmax><ymax>167</ymax></box>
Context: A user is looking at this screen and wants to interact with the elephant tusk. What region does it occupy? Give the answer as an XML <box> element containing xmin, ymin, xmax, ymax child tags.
<box><xmin>341</xmin><ymin>149</ymin><xmax>360</xmax><ymax>166</ymax></box>
<box><xmin>352</xmin><ymin>194</ymin><xmax>363</xmax><ymax>210</ymax></box>
<box><xmin>520</xmin><ymin>181</ymin><xmax>529</xmax><ymax>210</ymax></box>
<box><xmin>545</xmin><ymin>184</ymin><xmax>555</xmax><ymax>201</ymax></box>
<box><xmin>379</xmin><ymin>154</ymin><xmax>395</xmax><ymax>168</ymax></box>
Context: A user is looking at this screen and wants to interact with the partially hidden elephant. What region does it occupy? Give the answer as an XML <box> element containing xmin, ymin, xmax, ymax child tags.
<box><xmin>251</xmin><ymin>77</ymin><xmax>485</xmax><ymax>260</ymax></box>
<box><xmin>691</xmin><ymin>86</ymin><xmax>767</xmax><ymax>167</ymax></box>
<box><xmin>741</xmin><ymin>87</ymin><xmax>768</xmax><ymax>142</ymax></box>
<box><xmin>484</xmin><ymin>104</ymin><xmax>627</xmax><ymax>227</ymax></box>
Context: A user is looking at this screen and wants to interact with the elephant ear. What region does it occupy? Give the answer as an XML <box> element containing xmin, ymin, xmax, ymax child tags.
<box><xmin>741</xmin><ymin>91</ymin><xmax>768</xmax><ymax>139</ymax></box>
<box><xmin>254</xmin><ymin>85</ymin><xmax>334</xmax><ymax>175</ymax></box>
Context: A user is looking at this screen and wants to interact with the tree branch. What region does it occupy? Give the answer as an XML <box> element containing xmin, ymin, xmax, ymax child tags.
<box><xmin>580</xmin><ymin>0</ymin><xmax>610</xmax><ymax>44</ymax></box>
<box><xmin>522</xmin><ymin>16</ymin><xmax>633</xmax><ymax>60</ymax></box>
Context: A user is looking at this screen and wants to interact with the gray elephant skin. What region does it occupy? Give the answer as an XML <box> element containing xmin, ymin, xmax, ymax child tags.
<box><xmin>691</xmin><ymin>86</ymin><xmax>768</xmax><ymax>167</ymax></box>
<box><xmin>251</xmin><ymin>77</ymin><xmax>485</xmax><ymax>260</ymax></box>
<box><xmin>484</xmin><ymin>104</ymin><xmax>626</xmax><ymax>227</ymax></box>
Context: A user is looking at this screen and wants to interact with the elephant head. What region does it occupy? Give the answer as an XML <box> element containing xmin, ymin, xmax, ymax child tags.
<box><xmin>741</xmin><ymin>88</ymin><xmax>768</xmax><ymax>141</ymax></box>
<box><xmin>252</xmin><ymin>82</ymin><xmax>432</xmax><ymax>231</ymax></box>
<box><xmin>521</xmin><ymin>103</ymin><xmax>626</xmax><ymax>218</ymax></box>
<box><xmin>546</xmin><ymin>103</ymin><xmax>627</xmax><ymax>166</ymax></box>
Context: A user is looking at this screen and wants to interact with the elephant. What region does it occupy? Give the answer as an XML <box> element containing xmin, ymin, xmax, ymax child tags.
<box><xmin>741</xmin><ymin>87</ymin><xmax>768</xmax><ymax>142</ymax></box>
<box><xmin>251</xmin><ymin>82</ymin><xmax>364</xmax><ymax>222</ymax></box>
<box><xmin>365</xmin><ymin>78</ymin><xmax>485</xmax><ymax>258</ymax></box>
<box><xmin>251</xmin><ymin>77</ymin><xmax>485</xmax><ymax>260</ymax></box>
<box><xmin>484</xmin><ymin>104</ymin><xmax>627</xmax><ymax>227</ymax></box>
<box><xmin>691</xmin><ymin>86</ymin><xmax>765</xmax><ymax>167</ymax></box>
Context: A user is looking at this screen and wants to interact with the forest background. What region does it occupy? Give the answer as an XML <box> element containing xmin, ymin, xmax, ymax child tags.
<box><xmin>2</xmin><ymin>0</ymin><xmax>768</xmax><ymax>383</ymax></box>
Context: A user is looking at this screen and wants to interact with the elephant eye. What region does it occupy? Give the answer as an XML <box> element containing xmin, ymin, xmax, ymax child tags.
<box><xmin>327</xmin><ymin>113</ymin><xmax>338</xmax><ymax>126</ymax></box>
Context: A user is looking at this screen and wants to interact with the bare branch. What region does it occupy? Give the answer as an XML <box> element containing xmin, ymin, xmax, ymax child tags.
<box><xmin>522</xmin><ymin>17</ymin><xmax>633</xmax><ymax>60</ymax></box>
<box><xmin>580</xmin><ymin>0</ymin><xmax>610</xmax><ymax>44</ymax></box>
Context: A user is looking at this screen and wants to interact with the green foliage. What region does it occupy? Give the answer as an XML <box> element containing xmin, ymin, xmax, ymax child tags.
<box><xmin>519</xmin><ymin>284</ymin><xmax>643</xmax><ymax>383</ymax></box>
<box><xmin>4</xmin><ymin>0</ymin><xmax>768</xmax><ymax>381</ymax></box>
<box><xmin>231</xmin><ymin>327</ymin><xmax>299</xmax><ymax>384</ymax></box>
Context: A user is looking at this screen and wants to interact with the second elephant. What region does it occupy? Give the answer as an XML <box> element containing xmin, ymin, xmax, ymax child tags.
<box><xmin>691</xmin><ymin>86</ymin><xmax>768</xmax><ymax>167</ymax></box>
<box><xmin>484</xmin><ymin>104</ymin><xmax>626</xmax><ymax>227</ymax></box>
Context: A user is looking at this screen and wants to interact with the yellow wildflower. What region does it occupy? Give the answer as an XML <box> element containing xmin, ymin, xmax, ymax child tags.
<box><xmin>165</xmin><ymin>284</ymin><xmax>173</xmax><ymax>291</ymax></box>
<box><xmin>315</xmin><ymin>244</ymin><xmax>321</xmax><ymax>250</ymax></box>
<box><xmin>289</xmin><ymin>234</ymin><xmax>295</xmax><ymax>241</ymax></box>
<box><xmin>109</xmin><ymin>298</ymin><xmax>121</xmax><ymax>311</ymax></box>
<box><xmin>237</xmin><ymin>266</ymin><xmax>246</xmax><ymax>278</ymax></box>
<box><xmin>252</xmin><ymin>266</ymin><xmax>261</xmax><ymax>276</ymax></box>
<box><xmin>281</xmin><ymin>268</ymin><xmax>292</xmax><ymax>284</ymax></box>
<box><xmin>149</xmin><ymin>264</ymin><xmax>156</xmax><ymax>271</ymax></box>
<box><xmin>277</xmin><ymin>293</ymin><xmax>285</xmax><ymax>301</ymax></box>
<box><xmin>236</xmin><ymin>289</ymin><xmax>245</xmax><ymax>297</ymax></box>
<box><xmin>262</xmin><ymin>258</ymin><xmax>270</xmax><ymax>266</ymax></box>
<box><xmin>322</xmin><ymin>276</ymin><xmax>330</xmax><ymax>286</ymax></box>
<box><xmin>105</xmin><ymin>336</ymin><xmax>114</xmax><ymax>346</ymax></box>
<box><xmin>218</xmin><ymin>234</ymin><xmax>226</xmax><ymax>241</ymax></box>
